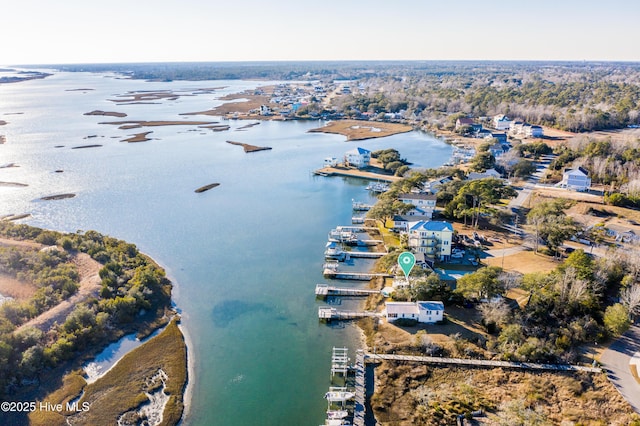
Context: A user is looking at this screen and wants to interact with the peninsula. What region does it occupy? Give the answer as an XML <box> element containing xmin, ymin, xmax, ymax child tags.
<box><xmin>0</xmin><ymin>222</ymin><xmax>187</xmax><ymax>426</ymax></box>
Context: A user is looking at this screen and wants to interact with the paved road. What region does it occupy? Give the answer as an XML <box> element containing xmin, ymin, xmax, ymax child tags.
<box><xmin>600</xmin><ymin>325</ymin><xmax>640</xmax><ymax>414</ymax></box>
<box><xmin>508</xmin><ymin>155</ymin><xmax>554</xmax><ymax>210</ymax></box>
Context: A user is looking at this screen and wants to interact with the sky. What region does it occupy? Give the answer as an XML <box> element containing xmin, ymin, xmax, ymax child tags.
<box><xmin>3</xmin><ymin>0</ymin><xmax>640</xmax><ymax>65</ymax></box>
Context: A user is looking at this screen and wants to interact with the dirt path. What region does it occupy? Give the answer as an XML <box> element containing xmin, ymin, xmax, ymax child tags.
<box><xmin>16</xmin><ymin>252</ymin><xmax>102</xmax><ymax>333</ymax></box>
<box><xmin>0</xmin><ymin>237</ymin><xmax>43</xmax><ymax>250</ymax></box>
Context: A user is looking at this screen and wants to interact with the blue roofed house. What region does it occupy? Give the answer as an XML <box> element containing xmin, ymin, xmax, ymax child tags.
<box><xmin>344</xmin><ymin>147</ymin><xmax>371</xmax><ymax>169</ymax></box>
<box><xmin>408</xmin><ymin>221</ymin><xmax>454</xmax><ymax>261</ymax></box>
<box><xmin>384</xmin><ymin>301</ymin><xmax>444</xmax><ymax>324</ymax></box>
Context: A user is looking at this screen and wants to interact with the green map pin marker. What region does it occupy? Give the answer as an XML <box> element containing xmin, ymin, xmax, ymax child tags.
<box><xmin>398</xmin><ymin>252</ymin><xmax>416</xmax><ymax>279</ymax></box>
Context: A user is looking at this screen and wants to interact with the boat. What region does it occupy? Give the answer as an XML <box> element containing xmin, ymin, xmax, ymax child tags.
<box><xmin>327</xmin><ymin>410</ymin><xmax>349</xmax><ymax>419</ymax></box>
<box><xmin>324</xmin><ymin>241</ymin><xmax>346</xmax><ymax>260</ymax></box>
<box><xmin>324</xmin><ymin>420</ymin><xmax>351</xmax><ymax>426</ymax></box>
<box><xmin>328</xmin><ymin>229</ymin><xmax>358</xmax><ymax>244</ymax></box>
<box><xmin>351</xmin><ymin>200</ymin><xmax>371</xmax><ymax>211</ymax></box>
<box><xmin>324</xmin><ymin>388</ymin><xmax>355</xmax><ymax>403</ymax></box>
<box><xmin>323</xmin><ymin>261</ymin><xmax>339</xmax><ymax>271</ymax></box>
<box><xmin>366</xmin><ymin>182</ymin><xmax>390</xmax><ymax>193</ymax></box>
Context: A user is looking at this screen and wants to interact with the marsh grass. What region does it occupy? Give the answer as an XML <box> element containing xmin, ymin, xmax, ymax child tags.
<box><xmin>29</xmin><ymin>318</ymin><xmax>187</xmax><ymax>426</ymax></box>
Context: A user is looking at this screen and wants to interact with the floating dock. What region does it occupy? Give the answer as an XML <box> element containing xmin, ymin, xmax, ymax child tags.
<box><xmin>318</xmin><ymin>307</ymin><xmax>382</xmax><ymax>321</ymax></box>
<box><xmin>316</xmin><ymin>284</ymin><xmax>381</xmax><ymax>298</ymax></box>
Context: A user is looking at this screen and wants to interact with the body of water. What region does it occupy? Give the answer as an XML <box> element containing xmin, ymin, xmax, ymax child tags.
<box><xmin>0</xmin><ymin>71</ymin><xmax>452</xmax><ymax>425</ymax></box>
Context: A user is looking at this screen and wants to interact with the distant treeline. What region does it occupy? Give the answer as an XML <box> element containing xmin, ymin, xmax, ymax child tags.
<box><xmin>38</xmin><ymin>61</ymin><xmax>640</xmax><ymax>132</ymax></box>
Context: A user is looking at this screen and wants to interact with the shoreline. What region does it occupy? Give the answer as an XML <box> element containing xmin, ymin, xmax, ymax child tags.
<box><xmin>141</xmin><ymin>252</ymin><xmax>192</xmax><ymax>425</ymax></box>
<box><xmin>145</xmin><ymin>253</ymin><xmax>193</xmax><ymax>424</ymax></box>
<box><xmin>178</xmin><ymin>320</ymin><xmax>194</xmax><ymax>424</ymax></box>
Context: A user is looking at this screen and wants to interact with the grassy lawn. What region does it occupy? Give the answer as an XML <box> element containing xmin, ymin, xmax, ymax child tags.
<box><xmin>378</xmin><ymin>220</ymin><xmax>401</xmax><ymax>247</ymax></box>
<box><xmin>484</xmin><ymin>250</ymin><xmax>558</xmax><ymax>274</ymax></box>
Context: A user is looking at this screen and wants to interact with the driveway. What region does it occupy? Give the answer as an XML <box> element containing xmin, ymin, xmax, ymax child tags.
<box><xmin>508</xmin><ymin>155</ymin><xmax>554</xmax><ymax>210</ymax></box>
<box><xmin>600</xmin><ymin>325</ymin><xmax>640</xmax><ymax>414</ymax></box>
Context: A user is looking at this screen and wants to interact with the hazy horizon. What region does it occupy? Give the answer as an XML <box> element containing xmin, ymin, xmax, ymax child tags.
<box><xmin>4</xmin><ymin>0</ymin><xmax>640</xmax><ymax>65</ymax></box>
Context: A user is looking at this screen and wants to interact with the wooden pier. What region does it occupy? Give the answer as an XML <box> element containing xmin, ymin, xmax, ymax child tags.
<box><xmin>353</xmin><ymin>350</ymin><xmax>366</xmax><ymax>426</ymax></box>
<box><xmin>323</xmin><ymin>269</ymin><xmax>393</xmax><ymax>281</ymax></box>
<box><xmin>345</xmin><ymin>251</ymin><xmax>386</xmax><ymax>259</ymax></box>
<box><xmin>363</xmin><ymin>353</ymin><xmax>602</xmax><ymax>373</ymax></box>
<box><xmin>354</xmin><ymin>239</ymin><xmax>384</xmax><ymax>247</ymax></box>
<box><xmin>318</xmin><ymin>307</ymin><xmax>382</xmax><ymax>321</ymax></box>
<box><xmin>334</xmin><ymin>225</ymin><xmax>378</xmax><ymax>233</ymax></box>
<box><xmin>315</xmin><ymin>284</ymin><xmax>381</xmax><ymax>298</ymax></box>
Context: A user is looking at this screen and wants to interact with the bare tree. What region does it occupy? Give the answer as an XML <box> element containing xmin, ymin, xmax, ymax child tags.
<box><xmin>556</xmin><ymin>267</ymin><xmax>589</xmax><ymax>305</ymax></box>
<box><xmin>621</xmin><ymin>284</ymin><xmax>640</xmax><ymax>318</ymax></box>
<box><xmin>478</xmin><ymin>298</ymin><xmax>511</xmax><ymax>327</ymax></box>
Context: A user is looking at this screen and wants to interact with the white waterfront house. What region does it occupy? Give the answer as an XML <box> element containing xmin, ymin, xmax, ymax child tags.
<box><xmin>423</xmin><ymin>176</ymin><xmax>453</xmax><ymax>194</ymax></box>
<box><xmin>391</xmin><ymin>209</ymin><xmax>433</xmax><ymax>232</ymax></box>
<box><xmin>560</xmin><ymin>167</ymin><xmax>591</xmax><ymax>191</ymax></box>
<box><xmin>493</xmin><ymin>114</ymin><xmax>512</xmax><ymax>130</ymax></box>
<box><xmin>384</xmin><ymin>301</ymin><xmax>444</xmax><ymax>324</ymax></box>
<box><xmin>398</xmin><ymin>193</ymin><xmax>437</xmax><ymax>218</ymax></box>
<box><xmin>407</xmin><ymin>221</ymin><xmax>454</xmax><ymax>261</ymax></box>
<box><xmin>344</xmin><ymin>147</ymin><xmax>371</xmax><ymax>169</ymax></box>
<box><xmin>525</xmin><ymin>124</ymin><xmax>544</xmax><ymax>138</ymax></box>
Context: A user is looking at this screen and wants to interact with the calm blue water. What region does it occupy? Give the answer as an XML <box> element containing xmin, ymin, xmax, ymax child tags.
<box><xmin>0</xmin><ymin>71</ymin><xmax>452</xmax><ymax>425</ymax></box>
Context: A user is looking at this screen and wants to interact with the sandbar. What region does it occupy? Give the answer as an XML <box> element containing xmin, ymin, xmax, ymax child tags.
<box><xmin>226</xmin><ymin>140</ymin><xmax>272</xmax><ymax>153</ymax></box>
<box><xmin>84</xmin><ymin>110</ymin><xmax>127</xmax><ymax>118</ymax></box>
<box><xmin>108</xmin><ymin>91</ymin><xmax>183</xmax><ymax>103</ymax></box>
<box><xmin>0</xmin><ymin>181</ymin><xmax>28</xmax><ymax>187</ymax></box>
<box><xmin>199</xmin><ymin>124</ymin><xmax>230</xmax><ymax>132</ymax></box>
<box><xmin>40</xmin><ymin>193</ymin><xmax>76</xmax><ymax>201</ymax></box>
<box><xmin>99</xmin><ymin>120</ymin><xmax>216</xmax><ymax>130</ymax></box>
<box><xmin>123</xmin><ymin>131</ymin><xmax>153</xmax><ymax>143</ymax></box>
<box><xmin>237</xmin><ymin>122</ymin><xmax>261</xmax><ymax>130</ymax></box>
<box><xmin>195</xmin><ymin>183</ymin><xmax>220</xmax><ymax>193</ymax></box>
<box><xmin>72</xmin><ymin>144</ymin><xmax>102</xmax><ymax>149</ymax></box>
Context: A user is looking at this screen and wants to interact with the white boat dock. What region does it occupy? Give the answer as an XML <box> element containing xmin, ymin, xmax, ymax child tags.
<box><xmin>330</xmin><ymin>347</ymin><xmax>350</xmax><ymax>377</ymax></box>
<box><xmin>352</xmin><ymin>201</ymin><xmax>372</xmax><ymax>211</ymax></box>
<box><xmin>315</xmin><ymin>284</ymin><xmax>381</xmax><ymax>298</ymax></box>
